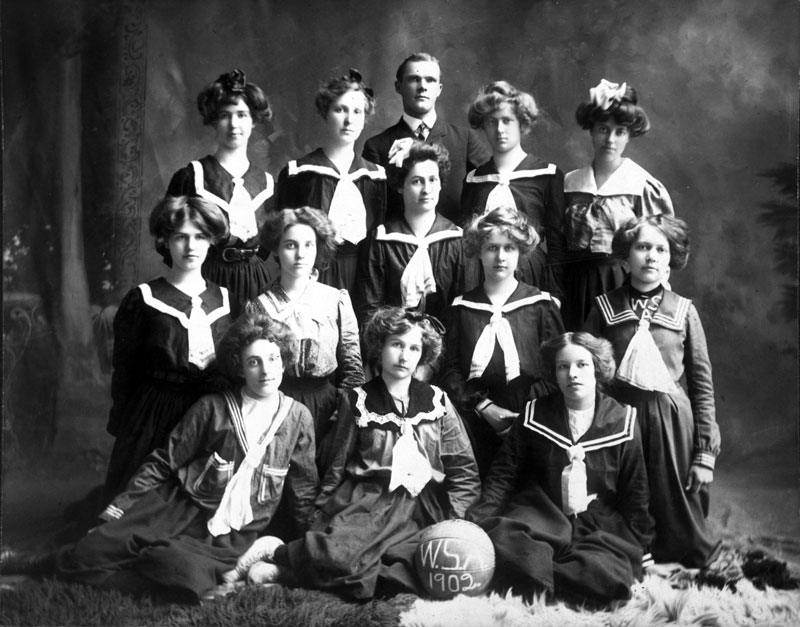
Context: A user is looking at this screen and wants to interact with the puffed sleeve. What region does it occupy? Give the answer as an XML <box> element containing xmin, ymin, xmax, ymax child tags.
<box><xmin>104</xmin><ymin>395</ymin><xmax>216</xmax><ymax>518</ymax></box>
<box><xmin>616</xmin><ymin>416</ymin><xmax>655</xmax><ymax>551</ymax></box>
<box><xmin>684</xmin><ymin>304</ymin><xmax>720</xmax><ymax>469</ymax></box>
<box><xmin>282</xmin><ymin>403</ymin><xmax>320</xmax><ymax>532</ymax></box>
<box><xmin>544</xmin><ymin>167</ymin><xmax>567</xmax><ymax>297</ymax></box>
<box><xmin>356</xmin><ymin>230</ymin><xmax>385</xmax><ymax>324</ymax></box>
<box><xmin>107</xmin><ymin>287</ymin><xmax>145</xmax><ymax>437</ymax></box>
<box><xmin>335</xmin><ymin>289</ymin><xmax>366</xmax><ymax>390</ymax></box>
<box><xmin>529</xmin><ymin>301</ymin><xmax>566</xmax><ymax>400</ymax></box>
<box><xmin>166</xmin><ymin>164</ymin><xmax>195</xmax><ymax>197</ymax></box>
<box><xmin>314</xmin><ymin>389</ymin><xmax>359</xmax><ymax>511</ymax></box>
<box><xmin>439</xmin><ymin>304</ymin><xmax>475</xmax><ymax>414</ymax></box>
<box><xmin>439</xmin><ymin>395</ymin><xmax>481</xmax><ymax>518</ymax></box>
<box><xmin>465</xmin><ymin>127</ymin><xmax>492</xmax><ymax>173</ymax></box>
<box><xmin>641</xmin><ymin>175</ymin><xmax>674</xmax><ymax>217</ymax></box>
<box><xmin>466</xmin><ymin>414</ymin><xmax>523</xmax><ymax>522</ymax></box>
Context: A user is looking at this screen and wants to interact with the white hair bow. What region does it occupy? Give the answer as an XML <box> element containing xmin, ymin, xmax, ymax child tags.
<box><xmin>388</xmin><ymin>137</ymin><xmax>415</xmax><ymax>167</ymax></box>
<box><xmin>589</xmin><ymin>79</ymin><xmax>627</xmax><ymax>110</ymax></box>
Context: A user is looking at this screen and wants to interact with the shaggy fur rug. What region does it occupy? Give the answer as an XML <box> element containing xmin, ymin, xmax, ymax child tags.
<box><xmin>1</xmin><ymin>572</ymin><xmax>798</xmax><ymax>627</ymax></box>
<box><xmin>401</xmin><ymin>575</ymin><xmax>800</xmax><ymax>627</ymax></box>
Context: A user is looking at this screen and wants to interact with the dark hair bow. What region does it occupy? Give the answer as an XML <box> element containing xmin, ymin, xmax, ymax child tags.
<box><xmin>348</xmin><ymin>68</ymin><xmax>374</xmax><ymax>98</ymax></box>
<box><xmin>220</xmin><ymin>69</ymin><xmax>247</xmax><ymax>94</ymax></box>
<box><xmin>404</xmin><ymin>310</ymin><xmax>446</xmax><ymax>335</ymax></box>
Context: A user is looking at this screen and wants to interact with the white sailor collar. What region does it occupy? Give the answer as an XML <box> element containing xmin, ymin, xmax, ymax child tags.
<box><xmin>594</xmin><ymin>286</ymin><xmax>690</xmax><ymax>331</ymax></box>
<box><xmin>191</xmin><ymin>158</ymin><xmax>274</xmax><ymax>213</ymax></box>
<box><xmin>376</xmin><ymin>214</ymin><xmax>462</xmax><ymax>244</ymax></box>
<box><xmin>466</xmin><ymin>155</ymin><xmax>557</xmax><ymax>184</ymax></box>
<box><xmin>224</xmin><ymin>388</ymin><xmax>292</xmax><ymax>456</ymax></box>
<box><xmin>287</xmin><ymin>148</ymin><xmax>386</xmax><ymax>182</ymax></box>
<box><xmin>139</xmin><ymin>279</ymin><xmax>230</xmax><ymax>330</ymax></box>
<box><xmin>452</xmin><ymin>283</ymin><xmax>555</xmax><ymax>315</ymax></box>
<box><xmin>522</xmin><ymin>394</ymin><xmax>636</xmax><ymax>453</ymax></box>
<box><xmin>564</xmin><ymin>158</ymin><xmax>651</xmax><ymax>196</ymax></box>
<box><xmin>351</xmin><ymin>378</ymin><xmax>447</xmax><ymax>430</ymax></box>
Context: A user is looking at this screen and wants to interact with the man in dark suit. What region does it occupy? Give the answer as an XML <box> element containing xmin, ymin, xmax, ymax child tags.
<box><xmin>363</xmin><ymin>52</ymin><xmax>490</xmax><ymax>225</ymax></box>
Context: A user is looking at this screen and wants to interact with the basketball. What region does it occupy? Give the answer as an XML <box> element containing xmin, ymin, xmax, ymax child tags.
<box><xmin>414</xmin><ymin>519</ymin><xmax>495</xmax><ymax>599</ymax></box>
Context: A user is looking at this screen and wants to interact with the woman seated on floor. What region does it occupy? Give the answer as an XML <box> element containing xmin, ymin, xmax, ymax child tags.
<box><xmin>1</xmin><ymin>313</ymin><xmax>319</xmax><ymax>602</ymax></box>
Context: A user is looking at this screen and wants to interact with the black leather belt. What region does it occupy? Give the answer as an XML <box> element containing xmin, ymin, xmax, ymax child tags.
<box><xmin>221</xmin><ymin>247</ymin><xmax>258</xmax><ymax>262</ymax></box>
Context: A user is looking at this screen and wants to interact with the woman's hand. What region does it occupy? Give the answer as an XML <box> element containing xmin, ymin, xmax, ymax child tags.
<box><xmin>480</xmin><ymin>403</ymin><xmax>517</xmax><ymax>434</ymax></box>
<box><xmin>685</xmin><ymin>464</ymin><xmax>713</xmax><ymax>493</ymax></box>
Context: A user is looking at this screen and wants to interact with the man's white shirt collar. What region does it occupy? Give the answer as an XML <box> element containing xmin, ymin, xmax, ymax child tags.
<box><xmin>403</xmin><ymin>111</ymin><xmax>437</xmax><ymax>134</ymax></box>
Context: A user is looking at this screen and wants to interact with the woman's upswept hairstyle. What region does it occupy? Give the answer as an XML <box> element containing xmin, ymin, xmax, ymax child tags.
<box><xmin>149</xmin><ymin>195</ymin><xmax>229</xmax><ymax>266</ymax></box>
<box><xmin>315</xmin><ymin>68</ymin><xmax>375</xmax><ymax>119</ymax></box>
<box><xmin>217</xmin><ymin>312</ymin><xmax>297</xmax><ymax>379</ymax></box>
<box><xmin>197</xmin><ymin>69</ymin><xmax>272</xmax><ymax>125</ymax></box>
<box><xmin>362</xmin><ymin>307</ymin><xmax>444</xmax><ymax>369</ymax></box>
<box><xmin>392</xmin><ymin>141</ymin><xmax>451</xmax><ymax>191</ymax></box>
<box><xmin>463</xmin><ymin>206</ymin><xmax>540</xmax><ymax>258</ymax></box>
<box><xmin>467</xmin><ymin>81</ymin><xmax>539</xmax><ymax>132</ymax></box>
<box><xmin>612</xmin><ymin>214</ymin><xmax>690</xmax><ymax>270</ymax></box>
<box><xmin>540</xmin><ymin>332</ymin><xmax>617</xmax><ymax>387</ymax></box>
<box><xmin>575</xmin><ymin>82</ymin><xmax>649</xmax><ymax>137</ymax></box>
<box><xmin>260</xmin><ymin>207</ymin><xmax>338</xmax><ymax>272</ymax></box>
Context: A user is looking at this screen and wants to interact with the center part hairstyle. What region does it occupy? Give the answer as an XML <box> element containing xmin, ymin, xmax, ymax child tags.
<box><xmin>362</xmin><ymin>307</ymin><xmax>444</xmax><ymax>369</ymax></box>
<box><xmin>540</xmin><ymin>331</ymin><xmax>617</xmax><ymax>388</ymax></box>
<box><xmin>260</xmin><ymin>207</ymin><xmax>338</xmax><ymax>272</ymax></box>
<box><xmin>395</xmin><ymin>52</ymin><xmax>440</xmax><ymax>82</ymax></box>
<box><xmin>314</xmin><ymin>68</ymin><xmax>375</xmax><ymax>119</ymax></box>
<box><xmin>467</xmin><ymin>80</ymin><xmax>539</xmax><ymax>132</ymax></box>
<box><xmin>575</xmin><ymin>79</ymin><xmax>650</xmax><ymax>137</ymax></box>
<box><xmin>463</xmin><ymin>205</ymin><xmax>540</xmax><ymax>258</ymax></box>
<box><xmin>392</xmin><ymin>141</ymin><xmax>451</xmax><ymax>190</ymax></box>
<box><xmin>197</xmin><ymin>68</ymin><xmax>272</xmax><ymax>125</ymax></box>
<box><xmin>150</xmin><ymin>195</ymin><xmax>229</xmax><ymax>266</ymax></box>
<box><xmin>611</xmin><ymin>214</ymin><xmax>691</xmax><ymax>271</ymax></box>
<box><xmin>216</xmin><ymin>312</ymin><xmax>298</xmax><ymax>380</ymax></box>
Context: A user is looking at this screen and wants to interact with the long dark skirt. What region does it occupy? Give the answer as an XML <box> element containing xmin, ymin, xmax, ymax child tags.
<box><xmin>317</xmin><ymin>242</ymin><xmax>359</xmax><ymax>296</ymax></box>
<box><xmin>285</xmin><ymin>476</ymin><xmax>423</xmax><ymax>600</ymax></box>
<box><xmin>611</xmin><ymin>384</ymin><xmax>716</xmax><ymax>567</ymax></box>
<box><xmin>481</xmin><ymin>482</ymin><xmax>643</xmax><ymax>604</ymax></box>
<box><xmin>55</xmin><ymin>483</ymin><xmax>257</xmax><ymax>600</ymax></box>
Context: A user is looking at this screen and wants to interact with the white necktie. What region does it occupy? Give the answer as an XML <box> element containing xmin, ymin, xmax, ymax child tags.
<box><xmin>327</xmin><ymin>175</ymin><xmax>367</xmax><ymax>245</ymax></box>
<box><xmin>227</xmin><ymin>177</ymin><xmax>259</xmax><ymax>242</ymax></box>
<box><xmin>561</xmin><ymin>444</ymin><xmax>596</xmax><ymax>516</ymax></box>
<box><xmin>400</xmin><ymin>240</ymin><xmax>437</xmax><ymax>308</ymax></box>
<box><xmin>468</xmin><ymin>308</ymin><xmax>521</xmax><ymax>382</ymax></box>
<box><xmin>484</xmin><ymin>178</ymin><xmax>517</xmax><ymax>212</ymax></box>
<box><xmin>187</xmin><ymin>296</ymin><xmax>215</xmax><ymax>369</ymax></box>
<box><xmin>616</xmin><ymin>315</ymin><xmax>679</xmax><ymax>393</ymax></box>
<box><xmin>389</xmin><ymin>421</ymin><xmax>432</xmax><ymax>497</ymax></box>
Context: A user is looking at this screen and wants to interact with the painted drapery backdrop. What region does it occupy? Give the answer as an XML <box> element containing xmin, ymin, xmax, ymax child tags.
<box><xmin>3</xmin><ymin>0</ymin><xmax>797</xmax><ymax>465</ymax></box>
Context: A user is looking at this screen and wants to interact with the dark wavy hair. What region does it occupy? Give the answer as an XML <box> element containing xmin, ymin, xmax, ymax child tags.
<box><xmin>217</xmin><ymin>313</ymin><xmax>297</xmax><ymax>379</ymax></box>
<box><xmin>197</xmin><ymin>69</ymin><xmax>272</xmax><ymax>126</ymax></box>
<box><xmin>362</xmin><ymin>307</ymin><xmax>444</xmax><ymax>369</ymax></box>
<box><xmin>540</xmin><ymin>332</ymin><xmax>617</xmax><ymax>388</ymax></box>
<box><xmin>259</xmin><ymin>207</ymin><xmax>338</xmax><ymax>272</ymax></box>
<box><xmin>149</xmin><ymin>195</ymin><xmax>229</xmax><ymax>266</ymax></box>
<box><xmin>463</xmin><ymin>206</ymin><xmax>540</xmax><ymax>259</ymax></box>
<box><xmin>611</xmin><ymin>214</ymin><xmax>690</xmax><ymax>270</ymax></box>
<box><xmin>467</xmin><ymin>81</ymin><xmax>538</xmax><ymax>132</ymax></box>
<box><xmin>314</xmin><ymin>68</ymin><xmax>375</xmax><ymax>119</ymax></box>
<box><xmin>395</xmin><ymin>52</ymin><xmax>440</xmax><ymax>82</ymax></box>
<box><xmin>391</xmin><ymin>141</ymin><xmax>451</xmax><ymax>191</ymax></box>
<box><xmin>575</xmin><ymin>83</ymin><xmax>649</xmax><ymax>137</ymax></box>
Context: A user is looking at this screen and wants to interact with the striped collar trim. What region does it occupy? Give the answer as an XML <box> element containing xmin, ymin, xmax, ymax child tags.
<box><xmin>522</xmin><ymin>399</ymin><xmax>636</xmax><ymax>452</ymax></box>
<box><xmin>138</xmin><ymin>282</ymin><xmax>230</xmax><ymax>329</ymax></box>
<box><xmin>375</xmin><ymin>224</ymin><xmax>462</xmax><ymax>245</ymax></box>
<box><xmin>224</xmin><ymin>389</ymin><xmax>249</xmax><ymax>453</ymax></box>
<box><xmin>451</xmin><ymin>292</ymin><xmax>554</xmax><ymax>314</ymax></box>
<box><xmin>353</xmin><ymin>385</ymin><xmax>447</xmax><ymax>429</ymax></box>
<box><xmin>466</xmin><ymin>163</ymin><xmax>556</xmax><ymax>184</ymax></box>
<box><xmin>595</xmin><ymin>289</ymin><xmax>690</xmax><ymax>330</ymax></box>
<box><xmin>191</xmin><ymin>161</ymin><xmax>274</xmax><ymax>210</ymax></box>
<box><xmin>287</xmin><ymin>160</ymin><xmax>386</xmax><ymax>181</ymax></box>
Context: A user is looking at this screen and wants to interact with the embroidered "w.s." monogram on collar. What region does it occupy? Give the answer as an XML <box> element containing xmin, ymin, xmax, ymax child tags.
<box><xmin>594</xmin><ymin>289</ymin><xmax>690</xmax><ymax>331</ymax></box>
